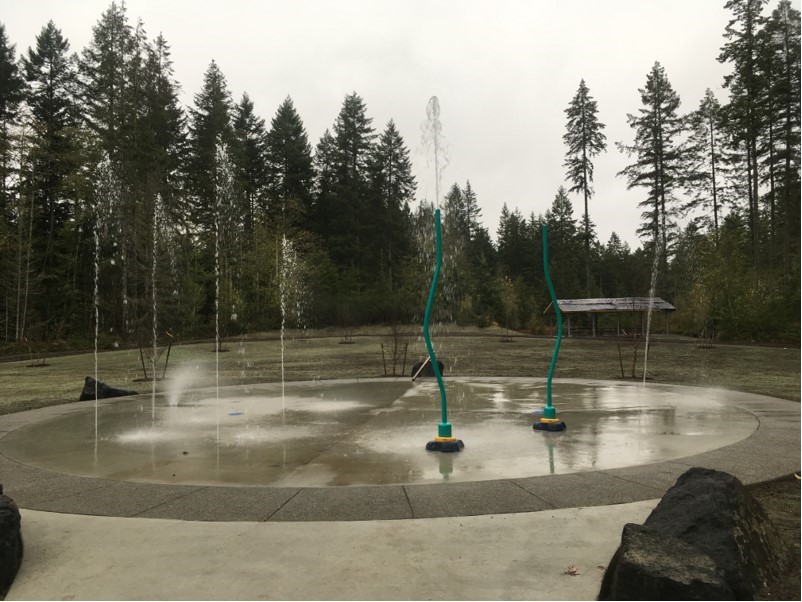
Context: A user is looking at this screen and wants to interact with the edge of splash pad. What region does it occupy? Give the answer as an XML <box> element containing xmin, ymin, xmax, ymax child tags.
<box><xmin>0</xmin><ymin>379</ymin><xmax>797</xmax><ymax>522</ymax></box>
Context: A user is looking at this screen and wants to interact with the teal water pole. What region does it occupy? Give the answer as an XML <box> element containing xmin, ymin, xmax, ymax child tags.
<box><xmin>423</xmin><ymin>208</ymin><xmax>451</xmax><ymax>438</ymax></box>
<box><xmin>542</xmin><ymin>224</ymin><xmax>561</xmax><ymax>419</ymax></box>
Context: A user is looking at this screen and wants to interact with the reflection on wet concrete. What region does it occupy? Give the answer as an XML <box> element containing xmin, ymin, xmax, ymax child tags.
<box><xmin>0</xmin><ymin>378</ymin><xmax>757</xmax><ymax>487</ymax></box>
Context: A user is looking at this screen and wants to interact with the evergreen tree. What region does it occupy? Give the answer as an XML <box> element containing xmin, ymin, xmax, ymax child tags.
<box><xmin>0</xmin><ymin>22</ymin><xmax>25</xmax><ymax>215</ymax></box>
<box><xmin>20</xmin><ymin>21</ymin><xmax>81</xmax><ymax>335</ymax></box>
<box><xmin>79</xmin><ymin>2</ymin><xmax>137</xmax><ymax>158</ymax></box>
<box><xmin>140</xmin><ymin>34</ymin><xmax>185</xmax><ymax>211</ymax></box>
<box><xmin>186</xmin><ymin>61</ymin><xmax>236</xmax><ymax>330</ymax></box>
<box><xmin>232</xmin><ymin>92</ymin><xmax>267</xmax><ymax>236</ymax></box>
<box><xmin>761</xmin><ymin>0</ymin><xmax>800</xmax><ymax>270</ymax></box>
<box><xmin>138</xmin><ymin>33</ymin><xmax>187</xmax><ymax>334</ymax></box>
<box><xmin>462</xmin><ymin>180</ymin><xmax>482</xmax><ymax>237</ymax></box>
<box><xmin>719</xmin><ymin>0</ymin><xmax>768</xmax><ymax>266</ymax></box>
<box><xmin>186</xmin><ymin>60</ymin><xmax>234</xmax><ymax>232</ymax></box>
<box><xmin>264</xmin><ymin>96</ymin><xmax>314</xmax><ymax>231</ymax></box>
<box><xmin>681</xmin><ymin>89</ymin><xmax>728</xmax><ymax>240</ymax></box>
<box><xmin>311</xmin><ymin>128</ymin><xmax>336</xmax><ymax>237</ymax></box>
<box><xmin>79</xmin><ymin>3</ymin><xmax>147</xmax><ymax>341</ymax></box>
<box><xmin>563</xmin><ymin>79</ymin><xmax>607</xmax><ymax>294</ymax></box>
<box><xmin>326</xmin><ymin>92</ymin><xmax>375</xmax><ymax>281</ymax></box>
<box><xmin>23</xmin><ymin>21</ymin><xmax>79</xmax><ymax>233</ymax></box>
<box><xmin>368</xmin><ymin>119</ymin><xmax>415</xmax><ymax>291</ymax></box>
<box><xmin>618</xmin><ymin>62</ymin><xmax>684</xmax><ymax>298</ymax></box>
<box><xmin>496</xmin><ymin>203</ymin><xmax>531</xmax><ymax>280</ymax></box>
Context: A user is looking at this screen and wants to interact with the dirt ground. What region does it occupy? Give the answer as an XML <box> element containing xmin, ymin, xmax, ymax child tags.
<box><xmin>751</xmin><ymin>476</ymin><xmax>801</xmax><ymax>600</ymax></box>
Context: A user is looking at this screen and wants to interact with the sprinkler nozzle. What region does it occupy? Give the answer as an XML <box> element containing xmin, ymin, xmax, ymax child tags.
<box><xmin>426</xmin><ymin>438</ymin><xmax>465</xmax><ymax>452</ymax></box>
<box><xmin>533</xmin><ymin>417</ymin><xmax>566</xmax><ymax>432</ymax></box>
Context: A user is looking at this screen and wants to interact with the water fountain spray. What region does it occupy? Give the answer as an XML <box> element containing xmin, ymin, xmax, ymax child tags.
<box><xmin>424</xmin><ymin>208</ymin><xmax>463</xmax><ymax>452</ymax></box>
<box><xmin>535</xmin><ymin>224</ymin><xmax>566</xmax><ymax>432</ymax></box>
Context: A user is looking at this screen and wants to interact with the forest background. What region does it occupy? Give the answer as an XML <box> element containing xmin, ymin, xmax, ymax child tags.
<box><xmin>0</xmin><ymin>0</ymin><xmax>798</xmax><ymax>353</ymax></box>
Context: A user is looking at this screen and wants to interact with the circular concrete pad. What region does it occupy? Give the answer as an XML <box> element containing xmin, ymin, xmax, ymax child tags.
<box><xmin>0</xmin><ymin>378</ymin><xmax>797</xmax><ymax>521</ymax></box>
<box><xmin>0</xmin><ymin>378</ymin><xmax>756</xmax><ymax>486</ymax></box>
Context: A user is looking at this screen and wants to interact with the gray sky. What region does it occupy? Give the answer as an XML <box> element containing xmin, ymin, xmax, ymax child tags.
<box><xmin>3</xmin><ymin>0</ymin><xmax>797</xmax><ymax>248</ymax></box>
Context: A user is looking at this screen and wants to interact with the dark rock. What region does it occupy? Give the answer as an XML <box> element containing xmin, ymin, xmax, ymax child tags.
<box><xmin>0</xmin><ymin>485</ymin><xmax>23</xmax><ymax>598</ymax></box>
<box><xmin>599</xmin><ymin>467</ymin><xmax>786</xmax><ymax>600</ymax></box>
<box><xmin>411</xmin><ymin>360</ymin><xmax>445</xmax><ymax>378</ymax></box>
<box><xmin>79</xmin><ymin>376</ymin><xmax>139</xmax><ymax>401</ymax></box>
<box><xmin>599</xmin><ymin>523</ymin><xmax>734</xmax><ymax>600</ymax></box>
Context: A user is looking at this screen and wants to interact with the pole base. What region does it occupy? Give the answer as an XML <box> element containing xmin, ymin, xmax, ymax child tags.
<box><xmin>533</xmin><ymin>418</ymin><xmax>566</xmax><ymax>432</ymax></box>
<box><xmin>426</xmin><ymin>438</ymin><xmax>465</xmax><ymax>452</ymax></box>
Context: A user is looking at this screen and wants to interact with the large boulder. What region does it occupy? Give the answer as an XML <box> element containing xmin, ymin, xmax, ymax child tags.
<box><xmin>599</xmin><ymin>467</ymin><xmax>787</xmax><ymax>600</ymax></box>
<box><xmin>0</xmin><ymin>485</ymin><xmax>22</xmax><ymax>598</ymax></box>
<box><xmin>79</xmin><ymin>376</ymin><xmax>138</xmax><ymax>401</ymax></box>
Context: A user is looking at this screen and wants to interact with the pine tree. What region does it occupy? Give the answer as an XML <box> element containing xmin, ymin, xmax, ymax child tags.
<box><xmin>563</xmin><ymin>79</ymin><xmax>607</xmax><ymax>294</ymax></box>
<box><xmin>0</xmin><ymin>22</ymin><xmax>25</xmax><ymax>215</ymax></box>
<box><xmin>681</xmin><ymin>89</ymin><xmax>728</xmax><ymax>240</ymax></box>
<box><xmin>186</xmin><ymin>60</ymin><xmax>234</xmax><ymax>233</ymax></box>
<box><xmin>185</xmin><ymin>61</ymin><xmax>236</xmax><ymax>332</ymax></box>
<box><xmin>719</xmin><ymin>0</ymin><xmax>768</xmax><ymax>267</ymax></box>
<box><xmin>0</xmin><ymin>23</ymin><xmax>25</xmax><ymax>340</ymax></box>
<box><xmin>79</xmin><ymin>2</ymin><xmax>137</xmax><ymax>158</ymax></box>
<box><xmin>618</xmin><ymin>62</ymin><xmax>684</xmax><ymax>298</ymax></box>
<box><xmin>140</xmin><ymin>34</ymin><xmax>185</xmax><ymax>209</ymax></box>
<box><xmin>232</xmin><ymin>93</ymin><xmax>267</xmax><ymax>236</ymax></box>
<box><xmin>761</xmin><ymin>0</ymin><xmax>800</xmax><ymax>270</ymax></box>
<box><xmin>311</xmin><ymin>128</ymin><xmax>336</xmax><ymax>237</ymax></box>
<box><xmin>368</xmin><ymin>119</ymin><xmax>415</xmax><ymax>290</ymax></box>
<box><xmin>20</xmin><ymin>20</ymin><xmax>82</xmax><ymax>335</ymax></box>
<box><xmin>265</xmin><ymin>96</ymin><xmax>314</xmax><ymax>231</ymax></box>
<box><xmin>326</xmin><ymin>92</ymin><xmax>375</xmax><ymax>280</ymax></box>
<box><xmin>22</xmin><ymin>21</ymin><xmax>79</xmax><ymax>240</ymax></box>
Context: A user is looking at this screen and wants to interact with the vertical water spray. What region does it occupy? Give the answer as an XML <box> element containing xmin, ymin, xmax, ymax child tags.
<box><xmin>151</xmin><ymin>194</ymin><xmax>161</xmax><ymax>420</ymax></box>
<box><xmin>642</xmin><ymin>233</ymin><xmax>662</xmax><ymax>384</ymax></box>
<box><xmin>422</xmin><ymin>96</ymin><xmax>448</xmax><ymax>208</ymax></box>
<box><xmin>214</xmin><ymin>146</ymin><xmax>223</xmax><ymax>445</ymax></box>
<box><xmin>280</xmin><ymin>234</ymin><xmax>287</xmax><ymax>421</ymax></box>
<box><xmin>93</xmin><ymin>223</ymin><xmax>100</xmax><ymax>441</ymax></box>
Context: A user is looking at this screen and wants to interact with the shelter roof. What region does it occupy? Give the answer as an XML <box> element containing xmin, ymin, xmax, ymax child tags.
<box><xmin>544</xmin><ymin>297</ymin><xmax>676</xmax><ymax>314</ymax></box>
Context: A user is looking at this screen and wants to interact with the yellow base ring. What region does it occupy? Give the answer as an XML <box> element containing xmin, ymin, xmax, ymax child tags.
<box><xmin>434</xmin><ymin>436</ymin><xmax>457</xmax><ymax>442</ymax></box>
<box><xmin>540</xmin><ymin>418</ymin><xmax>562</xmax><ymax>424</ymax></box>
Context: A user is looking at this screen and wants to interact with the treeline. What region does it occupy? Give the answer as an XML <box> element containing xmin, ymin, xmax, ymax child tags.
<box><xmin>0</xmin><ymin>0</ymin><xmax>798</xmax><ymax>349</ymax></box>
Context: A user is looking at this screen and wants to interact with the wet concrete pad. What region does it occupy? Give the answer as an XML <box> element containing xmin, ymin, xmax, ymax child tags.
<box><xmin>138</xmin><ymin>485</ymin><xmax>300</xmax><ymax>521</ymax></box>
<box><xmin>29</xmin><ymin>481</ymin><xmax>201</xmax><ymax>517</ymax></box>
<box><xmin>269</xmin><ymin>485</ymin><xmax>411</xmax><ymax>521</ymax></box>
<box><xmin>405</xmin><ymin>479</ymin><xmax>552</xmax><ymax>517</ymax></box>
<box><xmin>513</xmin><ymin>471</ymin><xmax>664</xmax><ymax>507</ymax></box>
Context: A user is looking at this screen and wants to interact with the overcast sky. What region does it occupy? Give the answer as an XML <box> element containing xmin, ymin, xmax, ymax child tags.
<box><xmin>2</xmin><ymin>0</ymin><xmax>797</xmax><ymax>248</ymax></box>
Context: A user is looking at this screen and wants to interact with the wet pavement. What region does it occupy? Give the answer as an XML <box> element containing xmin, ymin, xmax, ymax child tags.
<box><xmin>1</xmin><ymin>377</ymin><xmax>798</xmax><ymax>600</ymax></box>
<box><xmin>0</xmin><ymin>378</ymin><xmax>760</xmax><ymax>487</ymax></box>
<box><xmin>0</xmin><ymin>378</ymin><xmax>797</xmax><ymax>521</ymax></box>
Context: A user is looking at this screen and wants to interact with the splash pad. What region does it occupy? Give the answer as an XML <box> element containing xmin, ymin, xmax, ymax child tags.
<box><xmin>0</xmin><ymin>378</ymin><xmax>758</xmax><ymax>488</ymax></box>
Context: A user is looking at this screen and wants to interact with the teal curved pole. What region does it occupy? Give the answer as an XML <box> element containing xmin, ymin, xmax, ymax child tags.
<box><xmin>423</xmin><ymin>208</ymin><xmax>451</xmax><ymax>438</ymax></box>
<box><xmin>542</xmin><ymin>223</ymin><xmax>561</xmax><ymax>419</ymax></box>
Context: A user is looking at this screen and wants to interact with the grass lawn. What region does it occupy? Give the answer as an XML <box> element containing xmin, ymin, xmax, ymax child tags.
<box><xmin>0</xmin><ymin>325</ymin><xmax>798</xmax><ymax>415</ymax></box>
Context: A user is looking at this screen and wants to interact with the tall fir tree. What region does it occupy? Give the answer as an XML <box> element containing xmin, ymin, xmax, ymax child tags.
<box><xmin>681</xmin><ymin>89</ymin><xmax>728</xmax><ymax>240</ymax></box>
<box><xmin>265</xmin><ymin>96</ymin><xmax>314</xmax><ymax>232</ymax></box>
<box><xmin>563</xmin><ymin>79</ymin><xmax>607</xmax><ymax>295</ymax></box>
<box><xmin>0</xmin><ymin>22</ymin><xmax>25</xmax><ymax>216</ymax></box>
<box><xmin>232</xmin><ymin>93</ymin><xmax>267</xmax><ymax>236</ymax></box>
<box><xmin>326</xmin><ymin>92</ymin><xmax>375</xmax><ymax>282</ymax></box>
<box><xmin>618</xmin><ymin>62</ymin><xmax>684</xmax><ymax>298</ymax></box>
<box><xmin>367</xmin><ymin>119</ymin><xmax>415</xmax><ymax>291</ymax></box>
<box><xmin>186</xmin><ymin>60</ymin><xmax>234</xmax><ymax>233</ymax></box>
<box><xmin>719</xmin><ymin>0</ymin><xmax>768</xmax><ymax>267</ymax></box>
<box><xmin>761</xmin><ymin>0</ymin><xmax>800</xmax><ymax>271</ymax></box>
<box><xmin>21</xmin><ymin>20</ymin><xmax>81</xmax><ymax>334</ymax></box>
